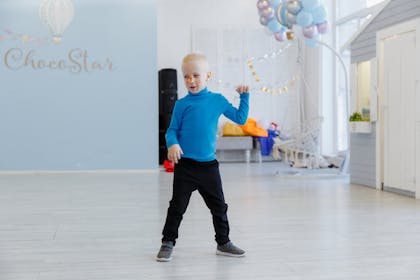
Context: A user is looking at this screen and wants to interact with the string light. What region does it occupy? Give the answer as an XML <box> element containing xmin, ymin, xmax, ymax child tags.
<box><xmin>247</xmin><ymin>61</ymin><xmax>301</xmax><ymax>94</ymax></box>
<box><xmin>246</xmin><ymin>43</ymin><xmax>303</xmax><ymax>94</ymax></box>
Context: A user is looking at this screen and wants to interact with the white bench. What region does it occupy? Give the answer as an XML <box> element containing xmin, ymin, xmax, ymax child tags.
<box><xmin>216</xmin><ymin>136</ymin><xmax>254</xmax><ymax>163</ymax></box>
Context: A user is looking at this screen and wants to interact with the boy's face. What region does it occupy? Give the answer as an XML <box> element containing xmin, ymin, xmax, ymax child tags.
<box><xmin>182</xmin><ymin>60</ymin><xmax>211</xmax><ymax>94</ymax></box>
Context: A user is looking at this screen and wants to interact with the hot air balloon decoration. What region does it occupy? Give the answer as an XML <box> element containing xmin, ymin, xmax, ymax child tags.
<box><xmin>39</xmin><ymin>0</ymin><xmax>75</xmax><ymax>44</ymax></box>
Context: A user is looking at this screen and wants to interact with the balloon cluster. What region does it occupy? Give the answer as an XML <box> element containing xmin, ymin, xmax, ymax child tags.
<box><xmin>257</xmin><ymin>0</ymin><xmax>328</xmax><ymax>46</ymax></box>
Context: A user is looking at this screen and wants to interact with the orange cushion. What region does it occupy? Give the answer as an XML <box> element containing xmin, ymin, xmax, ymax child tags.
<box><xmin>239</xmin><ymin>118</ymin><xmax>268</xmax><ymax>137</ymax></box>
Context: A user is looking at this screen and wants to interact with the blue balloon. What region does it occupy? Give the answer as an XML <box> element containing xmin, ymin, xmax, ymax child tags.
<box><xmin>296</xmin><ymin>11</ymin><xmax>313</xmax><ymax>27</ymax></box>
<box><xmin>302</xmin><ymin>0</ymin><xmax>320</xmax><ymax>11</ymax></box>
<box><xmin>269</xmin><ymin>0</ymin><xmax>282</xmax><ymax>9</ymax></box>
<box><xmin>267</xmin><ymin>18</ymin><xmax>284</xmax><ymax>33</ymax></box>
<box><xmin>312</xmin><ymin>6</ymin><xmax>327</xmax><ymax>24</ymax></box>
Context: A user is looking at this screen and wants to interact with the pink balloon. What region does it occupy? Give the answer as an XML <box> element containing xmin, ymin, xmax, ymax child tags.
<box><xmin>317</xmin><ymin>21</ymin><xmax>329</xmax><ymax>34</ymax></box>
<box><xmin>302</xmin><ymin>25</ymin><xmax>318</xmax><ymax>38</ymax></box>
<box><xmin>274</xmin><ymin>31</ymin><xmax>286</xmax><ymax>42</ymax></box>
<box><xmin>257</xmin><ymin>0</ymin><xmax>270</xmax><ymax>10</ymax></box>
<box><xmin>261</xmin><ymin>7</ymin><xmax>274</xmax><ymax>19</ymax></box>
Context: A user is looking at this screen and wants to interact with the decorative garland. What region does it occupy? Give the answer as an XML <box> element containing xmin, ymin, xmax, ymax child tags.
<box><xmin>258</xmin><ymin>75</ymin><xmax>300</xmax><ymax>94</ymax></box>
<box><xmin>257</xmin><ymin>0</ymin><xmax>328</xmax><ymax>47</ymax></box>
<box><xmin>247</xmin><ymin>43</ymin><xmax>300</xmax><ymax>94</ymax></box>
<box><xmin>0</xmin><ymin>28</ymin><xmax>53</xmax><ymax>46</ymax></box>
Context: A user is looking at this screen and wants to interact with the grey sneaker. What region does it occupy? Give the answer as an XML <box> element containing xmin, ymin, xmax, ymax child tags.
<box><xmin>216</xmin><ymin>241</ymin><xmax>245</xmax><ymax>257</ymax></box>
<box><xmin>156</xmin><ymin>241</ymin><xmax>174</xmax><ymax>262</ymax></box>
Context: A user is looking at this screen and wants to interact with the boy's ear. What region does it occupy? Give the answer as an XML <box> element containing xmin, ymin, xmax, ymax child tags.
<box><xmin>206</xmin><ymin>72</ymin><xmax>212</xmax><ymax>81</ymax></box>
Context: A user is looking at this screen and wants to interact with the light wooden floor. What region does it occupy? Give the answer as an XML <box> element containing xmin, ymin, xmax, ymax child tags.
<box><xmin>1</xmin><ymin>162</ymin><xmax>420</xmax><ymax>280</ymax></box>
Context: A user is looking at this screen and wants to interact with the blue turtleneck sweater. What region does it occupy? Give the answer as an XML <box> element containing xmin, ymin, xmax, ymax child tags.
<box><xmin>166</xmin><ymin>88</ymin><xmax>249</xmax><ymax>162</ymax></box>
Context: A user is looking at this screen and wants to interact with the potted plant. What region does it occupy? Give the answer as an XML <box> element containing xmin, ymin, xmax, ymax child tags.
<box><xmin>349</xmin><ymin>112</ymin><xmax>371</xmax><ymax>133</ymax></box>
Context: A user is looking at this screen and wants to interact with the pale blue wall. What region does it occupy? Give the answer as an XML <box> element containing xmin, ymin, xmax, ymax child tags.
<box><xmin>0</xmin><ymin>0</ymin><xmax>158</xmax><ymax>170</ymax></box>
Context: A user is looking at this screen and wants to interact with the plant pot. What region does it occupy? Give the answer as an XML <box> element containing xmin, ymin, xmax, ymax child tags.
<box><xmin>349</xmin><ymin>121</ymin><xmax>371</xmax><ymax>133</ymax></box>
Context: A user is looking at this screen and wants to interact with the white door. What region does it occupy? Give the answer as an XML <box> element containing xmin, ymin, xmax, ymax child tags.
<box><xmin>382</xmin><ymin>30</ymin><xmax>417</xmax><ymax>193</ymax></box>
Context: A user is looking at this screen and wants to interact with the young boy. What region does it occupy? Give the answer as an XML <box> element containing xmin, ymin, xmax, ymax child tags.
<box><xmin>156</xmin><ymin>53</ymin><xmax>250</xmax><ymax>262</ymax></box>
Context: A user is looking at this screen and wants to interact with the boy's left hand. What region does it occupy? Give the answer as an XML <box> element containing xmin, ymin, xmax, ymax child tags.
<box><xmin>236</xmin><ymin>85</ymin><xmax>249</xmax><ymax>94</ymax></box>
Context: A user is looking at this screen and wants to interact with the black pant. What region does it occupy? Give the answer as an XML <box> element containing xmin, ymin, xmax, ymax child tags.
<box><xmin>162</xmin><ymin>158</ymin><xmax>230</xmax><ymax>245</ymax></box>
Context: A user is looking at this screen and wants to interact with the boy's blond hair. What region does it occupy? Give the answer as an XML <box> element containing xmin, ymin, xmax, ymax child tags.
<box><xmin>181</xmin><ymin>53</ymin><xmax>209</xmax><ymax>73</ymax></box>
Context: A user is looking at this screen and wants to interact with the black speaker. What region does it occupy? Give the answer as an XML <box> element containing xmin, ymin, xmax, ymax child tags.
<box><xmin>160</xmin><ymin>91</ymin><xmax>177</xmax><ymax>114</ymax></box>
<box><xmin>159</xmin><ymin>113</ymin><xmax>172</xmax><ymax>130</ymax></box>
<box><xmin>159</xmin><ymin>144</ymin><xmax>168</xmax><ymax>166</ymax></box>
<box><xmin>159</xmin><ymin>130</ymin><xmax>167</xmax><ymax>164</ymax></box>
<box><xmin>159</xmin><ymin>68</ymin><xmax>177</xmax><ymax>92</ymax></box>
<box><xmin>158</xmin><ymin>69</ymin><xmax>178</xmax><ymax>164</ymax></box>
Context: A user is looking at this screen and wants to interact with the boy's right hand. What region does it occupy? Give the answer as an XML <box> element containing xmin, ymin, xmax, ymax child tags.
<box><xmin>236</xmin><ymin>84</ymin><xmax>249</xmax><ymax>94</ymax></box>
<box><xmin>167</xmin><ymin>144</ymin><xmax>183</xmax><ymax>164</ymax></box>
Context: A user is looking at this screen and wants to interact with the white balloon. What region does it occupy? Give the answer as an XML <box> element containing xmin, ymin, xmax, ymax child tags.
<box><xmin>286</xmin><ymin>12</ymin><xmax>297</xmax><ymax>24</ymax></box>
<box><xmin>287</xmin><ymin>0</ymin><xmax>302</xmax><ymax>15</ymax></box>
<box><xmin>260</xmin><ymin>16</ymin><xmax>269</xmax><ymax>26</ymax></box>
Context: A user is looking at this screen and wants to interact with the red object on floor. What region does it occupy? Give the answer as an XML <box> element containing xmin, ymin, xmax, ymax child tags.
<box><xmin>163</xmin><ymin>159</ymin><xmax>174</xmax><ymax>172</ymax></box>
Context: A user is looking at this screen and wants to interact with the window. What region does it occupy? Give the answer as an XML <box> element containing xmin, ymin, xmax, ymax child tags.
<box><xmin>356</xmin><ymin>61</ymin><xmax>371</xmax><ymax>115</ymax></box>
